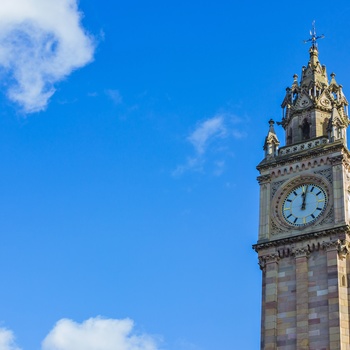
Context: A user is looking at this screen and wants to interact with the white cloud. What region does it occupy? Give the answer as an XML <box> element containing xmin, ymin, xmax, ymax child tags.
<box><xmin>42</xmin><ymin>317</ymin><xmax>160</xmax><ymax>350</ymax></box>
<box><xmin>0</xmin><ymin>318</ymin><xmax>161</xmax><ymax>350</ymax></box>
<box><xmin>0</xmin><ymin>0</ymin><xmax>95</xmax><ymax>113</ymax></box>
<box><xmin>0</xmin><ymin>328</ymin><xmax>20</xmax><ymax>350</ymax></box>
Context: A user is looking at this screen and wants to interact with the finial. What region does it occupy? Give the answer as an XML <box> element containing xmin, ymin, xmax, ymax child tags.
<box><xmin>268</xmin><ymin>119</ymin><xmax>275</xmax><ymax>132</ymax></box>
<box><xmin>293</xmin><ymin>74</ymin><xmax>298</xmax><ymax>81</ymax></box>
<box><xmin>303</xmin><ymin>20</ymin><xmax>325</xmax><ymax>48</ymax></box>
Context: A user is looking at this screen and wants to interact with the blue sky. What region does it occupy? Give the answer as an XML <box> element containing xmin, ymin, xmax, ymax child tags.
<box><xmin>0</xmin><ymin>1</ymin><xmax>350</xmax><ymax>349</ymax></box>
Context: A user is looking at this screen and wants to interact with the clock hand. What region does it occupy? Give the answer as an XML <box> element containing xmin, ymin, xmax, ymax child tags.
<box><xmin>301</xmin><ymin>185</ymin><xmax>308</xmax><ymax>210</ymax></box>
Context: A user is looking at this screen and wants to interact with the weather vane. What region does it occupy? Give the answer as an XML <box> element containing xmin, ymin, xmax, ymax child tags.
<box><xmin>303</xmin><ymin>20</ymin><xmax>325</xmax><ymax>48</ymax></box>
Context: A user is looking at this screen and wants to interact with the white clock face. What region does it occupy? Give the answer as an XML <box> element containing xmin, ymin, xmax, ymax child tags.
<box><xmin>282</xmin><ymin>184</ymin><xmax>327</xmax><ymax>226</ymax></box>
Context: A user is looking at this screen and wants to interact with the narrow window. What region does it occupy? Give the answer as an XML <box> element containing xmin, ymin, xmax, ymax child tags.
<box><xmin>302</xmin><ymin>119</ymin><xmax>310</xmax><ymax>140</ymax></box>
<box><xmin>341</xmin><ymin>274</ymin><xmax>347</xmax><ymax>287</ymax></box>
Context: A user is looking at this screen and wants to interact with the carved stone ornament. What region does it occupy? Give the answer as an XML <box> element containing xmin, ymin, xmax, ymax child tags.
<box><xmin>258</xmin><ymin>254</ymin><xmax>279</xmax><ymax>271</ymax></box>
<box><xmin>271</xmin><ymin>180</ymin><xmax>287</xmax><ymax>199</ymax></box>
<box><xmin>320</xmin><ymin>98</ymin><xmax>331</xmax><ymax>108</ymax></box>
<box><xmin>297</xmin><ymin>96</ymin><xmax>311</xmax><ymax>109</ymax></box>
<box><xmin>329</xmin><ymin>155</ymin><xmax>344</xmax><ymax>166</ymax></box>
<box><xmin>338</xmin><ymin>240</ymin><xmax>350</xmax><ymax>260</ymax></box>
<box><xmin>253</xmin><ymin>224</ymin><xmax>350</xmax><ymax>253</ymax></box>
<box><xmin>322</xmin><ymin>240</ymin><xmax>341</xmax><ymax>251</ymax></box>
<box><xmin>257</xmin><ymin>142</ymin><xmax>350</xmax><ymax>173</ymax></box>
<box><xmin>271</xmin><ymin>218</ymin><xmax>286</xmax><ymax>235</ymax></box>
<box><xmin>292</xmin><ymin>247</ymin><xmax>310</xmax><ymax>258</ymax></box>
<box><xmin>314</xmin><ymin>167</ymin><xmax>333</xmax><ymax>184</ymax></box>
<box><xmin>258</xmin><ymin>257</ymin><xmax>266</xmax><ymax>271</ymax></box>
<box><xmin>257</xmin><ymin>174</ymin><xmax>271</xmax><ymax>184</ymax></box>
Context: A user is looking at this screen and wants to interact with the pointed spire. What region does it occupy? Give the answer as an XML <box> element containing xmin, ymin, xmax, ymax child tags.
<box><xmin>263</xmin><ymin>119</ymin><xmax>280</xmax><ymax>159</ymax></box>
<box><xmin>300</xmin><ymin>46</ymin><xmax>328</xmax><ymax>89</ymax></box>
<box><xmin>330</xmin><ymin>72</ymin><xmax>338</xmax><ymax>87</ymax></box>
<box><xmin>276</xmin><ymin>24</ymin><xmax>350</xmax><ymax>150</ymax></box>
<box><xmin>292</xmin><ymin>74</ymin><xmax>299</xmax><ymax>89</ymax></box>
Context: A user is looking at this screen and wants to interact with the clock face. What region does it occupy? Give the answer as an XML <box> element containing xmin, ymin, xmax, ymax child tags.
<box><xmin>282</xmin><ymin>184</ymin><xmax>327</xmax><ymax>226</ymax></box>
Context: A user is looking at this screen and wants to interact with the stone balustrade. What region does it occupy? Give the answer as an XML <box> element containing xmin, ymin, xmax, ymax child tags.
<box><xmin>278</xmin><ymin>137</ymin><xmax>329</xmax><ymax>156</ymax></box>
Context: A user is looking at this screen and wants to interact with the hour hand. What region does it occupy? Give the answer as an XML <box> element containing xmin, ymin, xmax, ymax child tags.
<box><xmin>301</xmin><ymin>185</ymin><xmax>308</xmax><ymax>210</ymax></box>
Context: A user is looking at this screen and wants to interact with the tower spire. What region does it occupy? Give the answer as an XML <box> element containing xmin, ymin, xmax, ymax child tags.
<box><xmin>279</xmin><ymin>23</ymin><xmax>349</xmax><ymax>146</ymax></box>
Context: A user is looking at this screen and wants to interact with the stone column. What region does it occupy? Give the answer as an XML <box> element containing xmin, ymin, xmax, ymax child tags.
<box><xmin>331</xmin><ymin>158</ymin><xmax>346</xmax><ymax>224</ymax></box>
<box><xmin>294</xmin><ymin>247</ymin><xmax>310</xmax><ymax>350</ymax></box>
<box><xmin>337</xmin><ymin>240</ymin><xmax>350</xmax><ymax>348</ymax></box>
<box><xmin>259</xmin><ymin>256</ymin><xmax>267</xmax><ymax>350</ymax></box>
<box><xmin>258</xmin><ymin>175</ymin><xmax>271</xmax><ymax>241</ymax></box>
<box><xmin>325</xmin><ymin>241</ymin><xmax>342</xmax><ymax>349</ymax></box>
<box><xmin>262</xmin><ymin>254</ymin><xmax>279</xmax><ymax>350</ymax></box>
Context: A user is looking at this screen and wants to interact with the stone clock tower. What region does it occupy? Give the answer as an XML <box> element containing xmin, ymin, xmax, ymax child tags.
<box><xmin>253</xmin><ymin>32</ymin><xmax>350</xmax><ymax>349</ymax></box>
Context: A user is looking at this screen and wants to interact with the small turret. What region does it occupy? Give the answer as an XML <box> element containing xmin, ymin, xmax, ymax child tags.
<box><xmin>263</xmin><ymin>119</ymin><xmax>280</xmax><ymax>159</ymax></box>
<box><xmin>328</xmin><ymin>102</ymin><xmax>346</xmax><ymax>143</ymax></box>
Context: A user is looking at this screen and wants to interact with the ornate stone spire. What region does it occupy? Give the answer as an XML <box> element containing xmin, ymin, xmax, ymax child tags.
<box><xmin>299</xmin><ymin>46</ymin><xmax>328</xmax><ymax>89</ymax></box>
<box><xmin>263</xmin><ymin>119</ymin><xmax>280</xmax><ymax>159</ymax></box>
<box><xmin>279</xmin><ymin>28</ymin><xmax>349</xmax><ymax>146</ymax></box>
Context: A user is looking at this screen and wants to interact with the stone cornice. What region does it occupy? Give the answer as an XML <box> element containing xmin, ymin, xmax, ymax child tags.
<box><xmin>252</xmin><ymin>225</ymin><xmax>350</xmax><ymax>252</ymax></box>
<box><xmin>257</xmin><ymin>141</ymin><xmax>350</xmax><ymax>173</ymax></box>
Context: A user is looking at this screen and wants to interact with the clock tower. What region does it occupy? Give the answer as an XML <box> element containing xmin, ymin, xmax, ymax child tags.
<box><xmin>254</xmin><ymin>30</ymin><xmax>350</xmax><ymax>349</ymax></box>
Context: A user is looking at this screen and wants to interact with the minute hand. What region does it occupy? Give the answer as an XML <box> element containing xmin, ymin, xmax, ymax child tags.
<box><xmin>301</xmin><ymin>185</ymin><xmax>308</xmax><ymax>210</ymax></box>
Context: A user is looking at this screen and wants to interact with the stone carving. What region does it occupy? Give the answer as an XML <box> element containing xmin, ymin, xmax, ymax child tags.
<box><xmin>257</xmin><ymin>174</ymin><xmax>271</xmax><ymax>184</ymax></box>
<box><xmin>279</xmin><ymin>137</ymin><xmax>328</xmax><ymax>156</ymax></box>
<box><xmin>292</xmin><ymin>247</ymin><xmax>310</xmax><ymax>258</ymax></box>
<box><xmin>271</xmin><ymin>180</ymin><xmax>286</xmax><ymax>198</ymax></box>
<box><xmin>270</xmin><ymin>219</ymin><xmax>286</xmax><ymax>235</ymax></box>
<box><xmin>322</xmin><ymin>240</ymin><xmax>341</xmax><ymax>251</ymax></box>
<box><xmin>329</xmin><ymin>155</ymin><xmax>344</xmax><ymax>165</ymax></box>
<box><xmin>258</xmin><ymin>254</ymin><xmax>280</xmax><ymax>271</ymax></box>
<box><xmin>338</xmin><ymin>240</ymin><xmax>350</xmax><ymax>260</ymax></box>
<box><xmin>320</xmin><ymin>98</ymin><xmax>331</xmax><ymax>107</ymax></box>
<box><xmin>253</xmin><ymin>225</ymin><xmax>350</xmax><ymax>252</ymax></box>
<box><xmin>314</xmin><ymin>167</ymin><xmax>333</xmax><ymax>184</ymax></box>
<box><xmin>258</xmin><ymin>257</ymin><xmax>266</xmax><ymax>271</ymax></box>
<box><xmin>257</xmin><ymin>142</ymin><xmax>347</xmax><ymax>173</ymax></box>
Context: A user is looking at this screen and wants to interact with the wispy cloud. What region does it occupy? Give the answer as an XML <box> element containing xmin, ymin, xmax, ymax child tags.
<box><xmin>105</xmin><ymin>89</ymin><xmax>123</xmax><ymax>105</ymax></box>
<box><xmin>0</xmin><ymin>318</ymin><xmax>161</xmax><ymax>350</ymax></box>
<box><xmin>0</xmin><ymin>0</ymin><xmax>95</xmax><ymax>113</ymax></box>
<box><xmin>173</xmin><ymin>113</ymin><xmax>246</xmax><ymax>176</ymax></box>
<box><xmin>188</xmin><ymin>115</ymin><xmax>226</xmax><ymax>155</ymax></box>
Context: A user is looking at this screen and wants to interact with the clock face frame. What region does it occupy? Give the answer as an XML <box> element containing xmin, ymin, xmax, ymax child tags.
<box><xmin>281</xmin><ymin>183</ymin><xmax>327</xmax><ymax>227</ymax></box>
